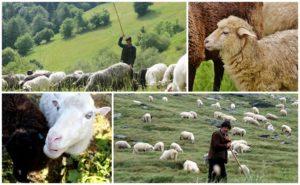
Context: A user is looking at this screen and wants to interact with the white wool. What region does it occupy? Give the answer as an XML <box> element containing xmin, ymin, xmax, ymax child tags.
<box><xmin>159</xmin><ymin>149</ymin><xmax>178</xmax><ymax>160</ymax></box>
<box><xmin>239</xmin><ymin>164</ymin><xmax>250</xmax><ymax>175</ymax></box>
<box><xmin>279</xmin><ymin>97</ymin><xmax>287</xmax><ymax>104</ymax></box>
<box><xmin>275</xmin><ymin>103</ymin><xmax>285</xmax><ymax>109</ymax></box>
<box><xmin>197</xmin><ymin>99</ymin><xmax>203</xmax><ymax>107</ymax></box>
<box><xmin>148</xmin><ymin>95</ymin><xmax>154</xmax><ymax>102</ymax></box>
<box><xmin>162</xmin><ymin>97</ymin><xmax>168</xmax><ymax>102</ymax></box>
<box><xmin>252</xmin><ymin>107</ymin><xmax>259</xmax><ymax>114</ymax></box>
<box><xmin>180</xmin><ymin>131</ymin><xmax>195</xmax><ymax>143</ymax></box>
<box><xmin>180</xmin><ymin>112</ymin><xmax>194</xmax><ymax>119</ymax></box>
<box><xmin>183</xmin><ymin>160</ymin><xmax>199</xmax><ymax>173</ymax></box>
<box><xmin>154</xmin><ymin>142</ymin><xmax>164</xmax><ymax>152</ymax></box>
<box><xmin>160</xmin><ymin>64</ymin><xmax>176</xmax><ymax>86</ymax></box>
<box><xmin>23</xmin><ymin>76</ymin><xmax>50</xmax><ymax>91</ymax></box>
<box><xmin>213</xmin><ymin>165</ymin><xmax>221</xmax><ymax>176</ymax></box>
<box><xmin>142</xmin><ymin>113</ymin><xmax>152</xmax><ymax>123</ymax></box>
<box><xmin>170</xmin><ymin>142</ymin><xmax>183</xmax><ymax>152</ymax></box>
<box><xmin>189</xmin><ymin>111</ymin><xmax>198</xmax><ymax>119</ymax></box>
<box><xmin>115</xmin><ymin>141</ymin><xmax>131</xmax><ymax>149</ymax></box>
<box><xmin>146</xmin><ymin>63</ymin><xmax>167</xmax><ymax>86</ymax></box>
<box><xmin>230</xmin><ymin>103</ymin><xmax>236</xmax><ymax>110</ymax></box>
<box><xmin>211</xmin><ymin>102</ymin><xmax>221</xmax><ymax>109</ymax></box>
<box><xmin>49</xmin><ymin>72</ymin><xmax>66</xmax><ymax>85</ymax></box>
<box><xmin>281</xmin><ymin>125</ymin><xmax>292</xmax><ymax>135</ymax></box>
<box><xmin>280</xmin><ymin>109</ymin><xmax>287</xmax><ymax>116</ymax></box>
<box><xmin>231</xmin><ymin>127</ymin><xmax>246</xmax><ymax>137</ymax></box>
<box><xmin>233</xmin><ymin>143</ymin><xmax>251</xmax><ymax>153</ymax></box>
<box><xmin>133</xmin><ymin>142</ymin><xmax>154</xmax><ymax>154</ymax></box>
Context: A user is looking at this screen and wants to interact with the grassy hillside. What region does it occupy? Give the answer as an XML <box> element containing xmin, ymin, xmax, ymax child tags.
<box><xmin>114</xmin><ymin>94</ymin><xmax>298</xmax><ymax>183</ymax></box>
<box><xmin>24</xmin><ymin>2</ymin><xmax>186</xmax><ymax>72</ymax></box>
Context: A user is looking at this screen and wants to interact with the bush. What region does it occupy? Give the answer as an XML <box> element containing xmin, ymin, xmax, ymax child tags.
<box><xmin>155</xmin><ymin>20</ymin><xmax>184</xmax><ymax>37</ymax></box>
<box><xmin>134</xmin><ymin>47</ymin><xmax>163</xmax><ymax>71</ymax></box>
<box><xmin>2</xmin><ymin>47</ymin><xmax>20</xmax><ymax>66</ymax></box>
<box><xmin>75</xmin><ymin>11</ymin><xmax>89</xmax><ymax>33</ymax></box>
<box><xmin>60</xmin><ymin>18</ymin><xmax>74</xmax><ymax>39</ymax></box>
<box><xmin>14</xmin><ymin>33</ymin><xmax>34</xmax><ymax>56</ymax></box>
<box><xmin>133</xmin><ymin>3</ymin><xmax>153</xmax><ymax>17</ymax></box>
<box><xmin>34</xmin><ymin>28</ymin><xmax>54</xmax><ymax>45</ymax></box>
<box><xmin>3</xmin><ymin>57</ymin><xmax>39</xmax><ymax>75</ymax></box>
<box><xmin>138</xmin><ymin>32</ymin><xmax>170</xmax><ymax>52</ymax></box>
<box><xmin>89</xmin><ymin>9</ymin><xmax>110</xmax><ymax>29</ymax></box>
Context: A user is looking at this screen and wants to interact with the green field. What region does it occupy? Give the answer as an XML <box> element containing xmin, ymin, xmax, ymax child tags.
<box><xmin>114</xmin><ymin>94</ymin><xmax>298</xmax><ymax>183</ymax></box>
<box><xmin>23</xmin><ymin>2</ymin><xmax>186</xmax><ymax>72</ymax></box>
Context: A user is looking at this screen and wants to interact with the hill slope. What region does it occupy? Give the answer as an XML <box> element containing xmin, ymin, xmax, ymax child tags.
<box><xmin>114</xmin><ymin>94</ymin><xmax>297</xmax><ymax>183</ymax></box>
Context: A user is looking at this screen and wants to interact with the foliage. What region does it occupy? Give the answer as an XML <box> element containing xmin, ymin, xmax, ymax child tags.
<box><xmin>133</xmin><ymin>2</ymin><xmax>153</xmax><ymax>17</ymax></box>
<box><xmin>155</xmin><ymin>20</ymin><xmax>185</xmax><ymax>37</ymax></box>
<box><xmin>3</xmin><ymin>57</ymin><xmax>39</xmax><ymax>75</ymax></box>
<box><xmin>31</xmin><ymin>14</ymin><xmax>53</xmax><ymax>35</ymax></box>
<box><xmin>74</xmin><ymin>10</ymin><xmax>89</xmax><ymax>33</ymax></box>
<box><xmin>14</xmin><ymin>33</ymin><xmax>35</xmax><ymax>56</ymax></box>
<box><xmin>60</xmin><ymin>18</ymin><xmax>75</xmax><ymax>39</ymax></box>
<box><xmin>2</xmin><ymin>47</ymin><xmax>20</xmax><ymax>66</ymax></box>
<box><xmin>134</xmin><ymin>47</ymin><xmax>163</xmax><ymax>71</ymax></box>
<box><xmin>138</xmin><ymin>32</ymin><xmax>170</xmax><ymax>52</ymax></box>
<box><xmin>89</xmin><ymin>9</ymin><xmax>110</xmax><ymax>29</ymax></box>
<box><xmin>34</xmin><ymin>28</ymin><xmax>55</xmax><ymax>45</ymax></box>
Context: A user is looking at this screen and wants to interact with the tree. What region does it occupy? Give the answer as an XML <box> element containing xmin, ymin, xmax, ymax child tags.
<box><xmin>3</xmin><ymin>16</ymin><xmax>28</xmax><ymax>48</ymax></box>
<box><xmin>34</xmin><ymin>28</ymin><xmax>54</xmax><ymax>44</ymax></box>
<box><xmin>75</xmin><ymin>10</ymin><xmax>88</xmax><ymax>33</ymax></box>
<box><xmin>133</xmin><ymin>2</ymin><xmax>153</xmax><ymax>17</ymax></box>
<box><xmin>31</xmin><ymin>14</ymin><xmax>50</xmax><ymax>35</ymax></box>
<box><xmin>60</xmin><ymin>18</ymin><xmax>74</xmax><ymax>39</ymax></box>
<box><xmin>2</xmin><ymin>47</ymin><xmax>20</xmax><ymax>66</ymax></box>
<box><xmin>139</xmin><ymin>32</ymin><xmax>170</xmax><ymax>52</ymax></box>
<box><xmin>89</xmin><ymin>9</ymin><xmax>110</xmax><ymax>29</ymax></box>
<box><xmin>14</xmin><ymin>34</ymin><xmax>34</xmax><ymax>56</ymax></box>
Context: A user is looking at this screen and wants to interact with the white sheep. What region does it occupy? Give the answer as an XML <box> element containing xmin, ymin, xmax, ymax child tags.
<box><xmin>189</xmin><ymin>111</ymin><xmax>198</xmax><ymax>119</ymax></box>
<box><xmin>133</xmin><ymin>142</ymin><xmax>154</xmax><ymax>154</ymax></box>
<box><xmin>233</xmin><ymin>143</ymin><xmax>251</xmax><ymax>153</ymax></box>
<box><xmin>214</xmin><ymin>111</ymin><xmax>236</xmax><ymax>122</ymax></box>
<box><xmin>254</xmin><ymin>114</ymin><xmax>268</xmax><ymax>122</ymax></box>
<box><xmin>291</xmin><ymin>101</ymin><xmax>298</xmax><ymax>106</ymax></box>
<box><xmin>239</xmin><ymin>164</ymin><xmax>250</xmax><ymax>175</ymax></box>
<box><xmin>266</xmin><ymin>113</ymin><xmax>278</xmax><ymax>120</ymax></box>
<box><xmin>154</xmin><ymin>142</ymin><xmax>164</xmax><ymax>152</ymax></box>
<box><xmin>142</xmin><ymin>113</ymin><xmax>152</xmax><ymax>123</ymax></box>
<box><xmin>244</xmin><ymin>112</ymin><xmax>256</xmax><ymax>118</ymax></box>
<box><xmin>228</xmin><ymin>150</ymin><xmax>238</xmax><ymax>160</ymax></box>
<box><xmin>281</xmin><ymin>125</ymin><xmax>292</xmax><ymax>136</ymax></box>
<box><xmin>230</xmin><ymin>103</ymin><xmax>236</xmax><ymax>110</ymax></box>
<box><xmin>211</xmin><ymin>102</ymin><xmax>221</xmax><ymax>109</ymax></box>
<box><xmin>279</xmin><ymin>97</ymin><xmax>287</xmax><ymax>104</ymax></box>
<box><xmin>146</xmin><ymin>63</ymin><xmax>167</xmax><ymax>86</ymax></box>
<box><xmin>275</xmin><ymin>104</ymin><xmax>285</xmax><ymax>109</ymax></box>
<box><xmin>197</xmin><ymin>99</ymin><xmax>203</xmax><ymax>107</ymax></box>
<box><xmin>160</xmin><ymin>64</ymin><xmax>176</xmax><ymax>86</ymax></box>
<box><xmin>133</xmin><ymin>100</ymin><xmax>142</xmax><ymax>105</ymax></box>
<box><xmin>148</xmin><ymin>95</ymin><xmax>154</xmax><ymax>102</ymax></box>
<box><xmin>162</xmin><ymin>96</ymin><xmax>168</xmax><ymax>102</ymax></box>
<box><xmin>23</xmin><ymin>76</ymin><xmax>50</xmax><ymax>91</ymax></box>
<box><xmin>74</xmin><ymin>70</ymin><xmax>84</xmax><ymax>75</ymax></box>
<box><xmin>39</xmin><ymin>93</ymin><xmax>111</xmax><ymax>159</ymax></box>
<box><xmin>252</xmin><ymin>107</ymin><xmax>259</xmax><ymax>114</ymax></box>
<box><xmin>205</xmin><ymin>15</ymin><xmax>298</xmax><ymax>91</ymax></box>
<box><xmin>180</xmin><ymin>131</ymin><xmax>195</xmax><ymax>143</ymax></box>
<box><xmin>115</xmin><ymin>141</ymin><xmax>131</xmax><ymax>149</ymax></box>
<box><xmin>267</xmin><ymin>123</ymin><xmax>275</xmax><ymax>132</ymax></box>
<box><xmin>183</xmin><ymin>160</ymin><xmax>199</xmax><ymax>173</ymax></box>
<box><xmin>170</xmin><ymin>142</ymin><xmax>183</xmax><ymax>152</ymax></box>
<box><xmin>280</xmin><ymin>109</ymin><xmax>287</xmax><ymax>116</ymax></box>
<box><xmin>49</xmin><ymin>71</ymin><xmax>66</xmax><ymax>85</ymax></box>
<box><xmin>231</xmin><ymin>127</ymin><xmax>246</xmax><ymax>137</ymax></box>
<box><xmin>231</xmin><ymin>140</ymin><xmax>248</xmax><ymax>147</ymax></box>
<box><xmin>159</xmin><ymin>149</ymin><xmax>178</xmax><ymax>161</ymax></box>
<box><xmin>213</xmin><ymin>165</ymin><xmax>221</xmax><ymax>176</ymax></box>
<box><xmin>180</xmin><ymin>112</ymin><xmax>193</xmax><ymax>119</ymax></box>
<box><xmin>203</xmin><ymin>153</ymin><xmax>209</xmax><ymax>165</ymax></box>
<box><xmin>243</xmin><ymin>116</ymin><xmax>260</xmax><ymax>126</ymax></box>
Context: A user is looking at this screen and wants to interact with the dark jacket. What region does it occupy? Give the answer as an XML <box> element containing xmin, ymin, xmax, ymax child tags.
<box><xmin>208</xmin><ymin>130</ymin><xmax>231</xmax><ymax>163</ymax></box>
<box><xmin>118</xmin><ymin>37</ymin><xmax>136</xmax><ymax>66</ymax></box>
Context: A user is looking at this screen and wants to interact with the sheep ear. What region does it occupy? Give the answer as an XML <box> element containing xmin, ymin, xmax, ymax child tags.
<box><xmin>237</xmin><ymin>27</ymin><xmax>257</xmax><ymax>38</ymax></box>
<box><xmin>95</xmin><ymin>107</ymin><xmax>111</xmax><ymax>116</ymax></box>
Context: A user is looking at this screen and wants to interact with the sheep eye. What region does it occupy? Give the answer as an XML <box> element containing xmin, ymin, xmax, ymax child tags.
<box><xmin>85</xmin><ymin>112</ymin><xmax>93</xmax><ymax>119</ymax></box>
<box><xmin>222</xmin><ymin>31</ymin><xmax>229</xmax><ymax>35</ymax></box>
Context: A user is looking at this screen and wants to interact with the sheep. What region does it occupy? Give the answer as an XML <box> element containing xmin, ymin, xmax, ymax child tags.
<box><xmin>189</xmin><ymin>2</ymin><xmax>263</xmax><ymax>91</ymax></box>
<box><xmin>180</xmin><ymin>131</ymin><xmax>195</xmax><ymax>143</ymax></box>
<box><xmin>203</xmin><ymin>153</ymin><xmax>209</xmax><ymax>165</ymax></box>
<box><xmin>244</xmin><ymin>112</ymin><xmax>256</xmax><ymax>118</ymax></box>
<box><xmin>142</xmin><ymin>113</ymin><xmax>152</xmax><ymax>123</ymax></box>
<box><xmin>180</xmin><ymin>112</ymin><xmax>193</xmax><ymax>119</ymax></box>
<box><xmin>291</xmin><ymin>101</ymin><xmax>298</xmax><ymax>106</ymax></box>
<box><xmin>252</xmin><ymin>107</ymin><xmax>259</xmax><ymax>114</ymax></box>
<box><xmin>39</xmin><ymin>93</ymin><xmax>111</xmax><ymax>159</ymax></box>
<box><xmin>3</xmin><ymin>74</ymin><xmax>22</xmax><ymax>89</ymax></box>
<box><xmin>243</xmin><ymin>116</ymin><xmax>260</xmax><ymax>126</ymax></box>
<box><xmin>211</xmin><ymin>102</ymin><xmax>221</xmax><ymax>109</ymax></box>
<box><xmin>148</xmin><ymin>95</ymin><xmax>154</xmax><ymax>102</ymax></box>
<box><xmin>170</xmin><ymin>142</ymin><xmax>183</xmax><ymax>152</ymax></box>
<box><xmin>115</xmin><ymin>141</ymin><xmax>131</xmax><ymax>149</ymax></box>
<box><xmin>56</xmin><ymin>73</ymin><xmax>81</xmax><ymax>90</ymax></box>
<box><xmin>166</xmin><ymin>54</ymin><xmax>187</xmax><ymax>91</ymax></box>
<box><xmin>160</xmin><ymin>64</ymin><xmax>176</xmax><ymax>86</ymax></box>
<box><xmin>154</xmin><ymin>142</ymin><xmax>164</xmax><ymax>152</ymax></box>
<box><xmin>204</xmin><ymin>15</ymin><xmax>298</xmax><ymax>91</ymax></box>
<box><xmin>253</xmin><ymin>114</ymin><xmax>268</xmax><ymax>122</ymax></box>
<box><xmin>133</xmin><ymin>142</ymin><xmax>154</xmax><ymax>154</ymax></box>
<box><xmin>183</xmin><ymin>160</ymin><xmax>199</xmax><ymax>173</ymax></box>
<box><xmin>23</xmin><ymin>76</ymin><xmax>50</xmax><ymax>91</ymax></box>
<box><xmin>33</xmin><ymin>70</ymin><xmax>51</xmax><ymax>76</ymax></box>
<box><xmin>281</xmin><ymin>125</ymin><xmax>292</xmax><ymax>136</ymax></box>
<box><xmin>2</xmin><ymin>79</ymin><xmax>8</xmax><ymax>89</ymax></box>
<box><xmin>74</xmin><ymin>73</ymin><xmax>92</xmax><ymax>88</ymax></box>
<box><xmin>3</xmin><ymin>94</ymin><xmax>49</xmax><ymax>182</ymax></box>
<box><xmin>162</xmin><ymin>96</ymin><xmax>168</xmax><ymax>102</ymax></box>
<box><xmin>275</xmin><ymin>104</ymin><xmax>285</xmax><ymax>109</ymax></box>
<box><xmin>279</xmin><ymin>97</ymin><xmax>287</xmax><ymax>104</ymax></box>
<box><xmin>231</xmin><ymin>127</ymin><xmax>246</xmax><ymax>137</ymax></box>
<box><xmin>49</xmin><ymin>72</ymin><xmax>66</xmax><ymax>85</ymax></box>
<box><xmin>230</xmin><ymin>103</ymin><xmax>235</xmax><ymax>110</ymax></box>
<box><xmin>267</xmin><ymin>123</ymin><xmax>275</xmax><ymax>132</ymax></box>
<box><xmin>231</xmin><ymin>140</ymin><xmax>248</xmax><ymax>148</ymax></box>
<box><xmin>214</xmin><ymin>111</ymin><xmax>236</xmax><ymax>122</ymax></box>
<box><xmin>189</xmin><ymin>111</ymin><xmax>198</xmax><ymax>119</ymax></box>
<box><xmin>197</xmin><ymin>99</ymin><xmax>203</xmax><ymax>107</ymax></box>
<box><xmin>85</xmin><ymin>63</ymin><xmax>133</xmax><ymax>91</ymax></box>
<box><xmin>239</xmin><ymin>164</ymin><xmax>250</xmax><ymax>175</ymax></box>
<box><xmin>233</xmin><ymin>143</ymin><xmax>251</xmax><ymax>153</ymax></box>
<box><xmin>228</xmin><ymin>150</ymin><xmax>238</xmax><ymax>160</ymax></box>
<box><xmin>159</xmin><ymin>149</ymin><xmax>178</xmax><ymax>161</ymax></box>
<box><xmin>19</xmin><ymin>72</ymin><xmax>52</xmax><ymax>87</ymax></box>
<box><xmin>145</xmin><ymin>63</ymin><xmax>167</xmax><ymax>86</ymax></box>
<box><xmin>263</xmin><ymin>2</ymin><xmax>298</xmax><ymax>36</ymax></box>
<box><xmin>266</xmin><ymin>113</ymin><xmax>278</xmax><ymax>120</ymax></box>
<box><xmin>280</xmin><ymin>109</ymin><xmax>287</xmax><ymax>116</ymax></box>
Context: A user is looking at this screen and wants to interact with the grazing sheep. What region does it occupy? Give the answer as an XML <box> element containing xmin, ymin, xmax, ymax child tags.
<box><xmin>291</xmin><ymin>101</ymin><xmax>298</xmax><ymax>106</ymax></box>
<box><xmin>253</xmin><ymin>114</ymin><xmax>268</xmax><ymax>122</ymax></box>
<box><xmin>189</xmin><ymin>111</ymin><xmax>198</xmax><ymax>119</ymax></box>
<box><xmin>267</xmin><ymin>123</ymin><xmax>275</xmax><ymax>132</ymax></box>
<box><xmin>23</xmin><ymin>76</ymin><xmax>50</xmax><ymax>91</ymax></box>
<box><xmin>170</xmin><ymin>142</ymin><xmax>183</xmax><ymax>152</ymax></box>
<box><xmin>243</xmin><ymin>116</ymin><xmax>260</xmax><ymax>126</ymax></box>
<box><xmin>252</xmin><ymin>107</ymin><xmax>259</xmax><ymax>114</ymax></box>
<box><xmin>239</xmin><ymin>164</ymin><xmax>250</xmax><ymax>175</ymax></box>
<box><xmin>276</xmin><ymin>103</ymin><xmax>285</xmax><ymax>109</ymax></box>
<box><xmin>142</xmin><ymin>113</ymin><xmax>152</xmax><ymax>123</ymax></box>
<box><xmin>211</xmin><ymin>102</ymin><xmax>221</xmax><ymax>109</ymax></box>
<box><xmin>162</xmin><ymin>97</ymin><xmax>168</xmax><ymax>102</ymax></box>
<box><xmin>231</xmin><ymin>127</ymin><xmax>246</xmax><ymax>137</ymax></box>
<box><xmin>244</xmin><ymin>112</ymin><xmax>256</xmax><ymax>118</ymax></box>
<box><xmin>145</xmin><ymin>63</ymin><xmax>167</xmax><ymax>86</ymax></box>
<box><xmin>180</xmin><ymin>131</ymin><xmax>195</xmax><ymax>143</ymax></box>
<box><xmin>281</xmin><ymin>125</ymin><xmax>292</xmax><ymax>136</ymax></box>
<box><xmin>228</xmin><ymin>150</ymin><xmax>238</xmax><ymax>160</ymax></box>
<box><xmin>230</xmin><ymin>103</ymin><xmax>235</xmax><ymax>110</ymax></box>
<box><xmin>231</xmin><ymin>140</ymin><xmax>248</xmax><ymax>148</ymax></box>
<box><xmin>148</xmin><ymin>95</ymin><xmax>154</xmax><ymax>102</ymax></box>
<box><xmin>160</xmin><ymin>64</ymin><xmax>176</xmax><ymax>86</ymax></box>
<box><xmin>85</xmin><ymin>63</ymin><xmax>133</xmax><ymax>91</ymax></box>
<box><xmin>183</xmin><ymin>160</ymin><xmax>199</xmax><ymax>173</ymax></box>
<box><xmin>39</xmin><ymin>93</ymin><xmax>111</xmax><ymax>159</ymax></box>
<box><xmin>233</xmin><ymin>143</ymin><xmax>251</xmax><ymax>153</ymax></box>
<box><xmin>159</xmin><ymin>149</ymin><xmax>178</xmax><ymax>161</ymax></box>
<box><xmin>266</xmin><ymin>113</ymin><xmax>278</xmax><ymax>120</ymax></box>
<box><xmin>205</xmin><ymin>15</ymin><xmax>298</xmax><ymax>91</ymax></box>
<box><xmin>115</xmin><ymin>141</ymin><xmax>131</xmax><ymax>149</ymax></box>
<box><xmin>279</xmin><ymin>97</ymin><xmax>287</xmax><ymax>104</ymax></box>
<box><xmin>3</xmin><ymin>94</ymin><xmax>49</xmax><ymax>182</ymax></box>
<box><xmin>133</xmin><ymin>142</ymin><xmax>154</xmax><ymax>154</ymax></box>
<box><xmin>49</xmin><ymin>72</ymin><xmax>66</xmax><ymax>85</ymax></box>
<box><xmin>180</xmin><ymin>112</ymin><xmax>193</xmax><ymax>119</ymax></box>
<box><xmin>166</xmin><ymin>54</ymin><xmax>187</xmax><ymax>91</ymax></box>
<box><xmin>154</xmin><ymin>142</ymin><xmax>164</xmax><ymax>152</ymax></box>
<box><xmin>197</xmin><ymin>99</ymin><xmax>203</xmax><ymax>107</ymax></box>
<box><xmin>214</xmin><ymin>111</ymin><xmax>236</xmax><ymax>122</ymax></box>
<box><xmin>280</xmin><ymin>109</ymin><xmax>287</xmax><ymax>116</ymax></box>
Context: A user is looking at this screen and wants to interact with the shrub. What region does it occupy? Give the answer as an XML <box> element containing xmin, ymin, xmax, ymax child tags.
<box><xmin>2</xmin><ymin>47</ymin><xmax>20</xmax><ymax>66</ymax></box>
<box><xmin>60</xmin><ymin>18</ymin><xmax>74</xmax><ymax>39</ymax></box>
<box><xmin>138</xmin><ymin>32</ymin><xmax>170</xmax><ymax>52</ymax></box>
<box><xmin>34</xmin><ymin>28</ymin><xmax>54</xmax><ymax>45</ymax></box>
<box><xmin>155</xmin><ymin>20</ymin><xmax>184</xmax><ymax>37</ymax></box>
<box><xmin>3</xmin><ymin>58</ymin><xmax>39</xmax><ymax>75</ymax></box>
<box><xmin>75</xmin><ymin>11</ymin><xmax>89</xmax><ymax>33</ymax></box>
<box><xmin>133</xmin><ymin>2</ymin><xmax>153</xmax><ymax>17</ymax></box>
<box><xmin>89</xmin><ymin>9</ymin><xmax>110</xmax><ymax>29</ymax></box>
<box><xmin>14</xmin><ymin>33</ymin><xmax>34</xmax><ymax>56</ymax></box>
<box><xmin>134</xmin><ymin>47</ymin><xmax>163</xmax><ymax>71</ymax></box>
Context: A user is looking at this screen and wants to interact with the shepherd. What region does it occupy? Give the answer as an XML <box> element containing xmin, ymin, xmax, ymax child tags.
<box><xmin>208</xmin><ymin>121</ymin><xmax>232</xmax><ymax>183</ymax></box>
<box><xmin>118</xmin><ymin>35</ymin><xmax>136</xmax><ymax>68</ymax></box>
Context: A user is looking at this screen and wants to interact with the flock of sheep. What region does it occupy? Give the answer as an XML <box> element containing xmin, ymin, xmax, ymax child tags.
<box><xmin>115</xmin><ymin>94</ymin><xmax>297</xmax><ymax>181</ymax></box>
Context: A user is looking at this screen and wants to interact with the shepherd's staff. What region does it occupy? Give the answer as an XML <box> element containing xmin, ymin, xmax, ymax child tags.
<box><xmin>229</xmin><ymin>147</ymin><xmax>247</xmax><ymax>176</ymax></box>
<box><xmin>113</xmin><ymin>3</ymin><xmax>125</xmax><ymax>36</ymax></box>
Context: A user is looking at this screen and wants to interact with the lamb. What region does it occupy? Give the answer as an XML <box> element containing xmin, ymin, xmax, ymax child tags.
<box><xmin>280</xmin><ymin>109</ymin><xmax>287</xmax><ymax>116</ymax></box>
<box><xmin>252</xmin><ymin>107</ymin><xmax>259</xmax><ymax>114</ymax></box>
<box><xmin>39</xmin><ymin>93</ymin><xmax>111</xmax><ymax>159</ymax></box>
<box><xmin>231</xmin><ymin>127</ymin><xmax>246</xmax><ymax>137</ymax></box>
<box><xmin>189</xmin><ymin>2</ymin><xmax>263</xmax><ymax>91</ymax></box>
<box><xmin>204</xmin><ymin>15</ymin><xmax>298</xmax><ymax>91</ymax></box>
<box><xmin>239</xmin><ymin>164</ymin><xmax>250</xmax><ymax>175</ymax></box>
<box><xmin>279</xmin><ymin>97</ymin><xmax>287</xmax><ymax>104</ymax></box>
<box><xmin>281</xmin><ymin>125</ymin><xmax>292</xmax><ymax>136</ymax></box>
<box><xmin>142</xmin><ymin>113</ymin><xmax>152</xmax><ymax>123</ymax></box>
<box><xmin>243</xmin><ymin>116</ymin><xmax>260</xmax><ymax>126</ymax></box>
<box><xmin>115</xmin><ymin>141</ymin><xmax>131</xmax><ymax>149</ymax></box>
<box><xmin>253</xmin><ymin>114</ymin><xmax>268</xmax><ymax>122</ymax></box>
<box><xmin>266</xmin><ymin>123</ymin><xmax>275</xmax><ymax>132</ymax></box>
<box><xmin>160</xmin><ymin>64</ymin><xmax>176</xmax><ymax>86</ymax></box>
<box><xmin>233</xmin><ymin>143</ymin><xmax>251</xmax><ymax>153</ymax></box>
<box><xmin>145</xmin><ymin>63</ymin><xmax>167</xmax><ymax>86</ymax></box>
<box><xmin>159</xmin><ymin>149</ymin><xmax>178</xmax><ymax>161</ymax></box>
<box><xmin>154</xmin><ymin>142</ymin><xmax>164</xmax><ymax>152</ymax></box>
<box><xmin>180</xmin><ymin>131</ymin><xmax>195</xmax><ymax>143</ymax></box>
<box><xmin>49</xmin><ymin>71</ymin><xmax>66</xmax><ymax>85</ymax></box>
<box><xmin>2</xmin><ymin>94</ymin><xmax>49</xmax><ymax>182</ymax></box>
<box><xmin>183</xmin><ymin>160</ymin><xmax>200</xmax><ymax>173</ymax></box>
<box><xmin>230</xmin><ymin>103</ymin><xmax>235</xmax><ymax>110</ymax></box>
<box><xmin>276</xmin><ymin>104</ymin><xmax>285</xmax><ymax>109</ymax></box>
<box><xmin>170</xmin><ymin>142</ymin><xmax>183</xmax><ymax>152</ymax></box>
<box><xmin>266</xmin><ymin>113</ymin><xmax>278</xmax><ymax>120</ymax></box>
<box><xmin>211</xmin><ymin>102</ymin><xmax>221</xmax><ymax>109</ymax></box>
<box><xmin>162</xmin><ymin>96</ymin><xmax>168</xmax><ymax>102</ymax></box>
<box><xmin>197</xmin><ymin>99</ymin><xmax>203</xmax><ymax>107</ymax></box>
<box><xmin>189</xmin><ymin>111</ymin><xmax>198</xmax><ymax>119</ymax></box>
<box><xmin>85</xmin><ymin>63</ymin><xmax>133</xmax><ymax>91</ymax></box>
<box><xmin>180</xmin><ymin>112</ymin><xmax>193</xmax><ymax>119</ymax></box>
<box><xmin>23</xmin><ymin>76</ymin><xmax>50</xmax><ymax>91</ymax></box>
<box><xmin>148</xmin><ymin>95</ymin><xmax>154</xmax><ymax>102</ymax></box>
<box><xmin>166</xmin><ymin>54</ymin><xmax>187</xmax><ymax>91</ymax></box>
<box><xmin>133</xmin><ymin>142</ymin><xmax>154</xmax><ymax>154</ymax></box>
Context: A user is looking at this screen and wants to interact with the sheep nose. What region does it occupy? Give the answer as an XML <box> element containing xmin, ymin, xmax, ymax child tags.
<box><xmin>48</xmin><ymin>135</ymin><xmax>62</xmax><ymax>143</ymax></box>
